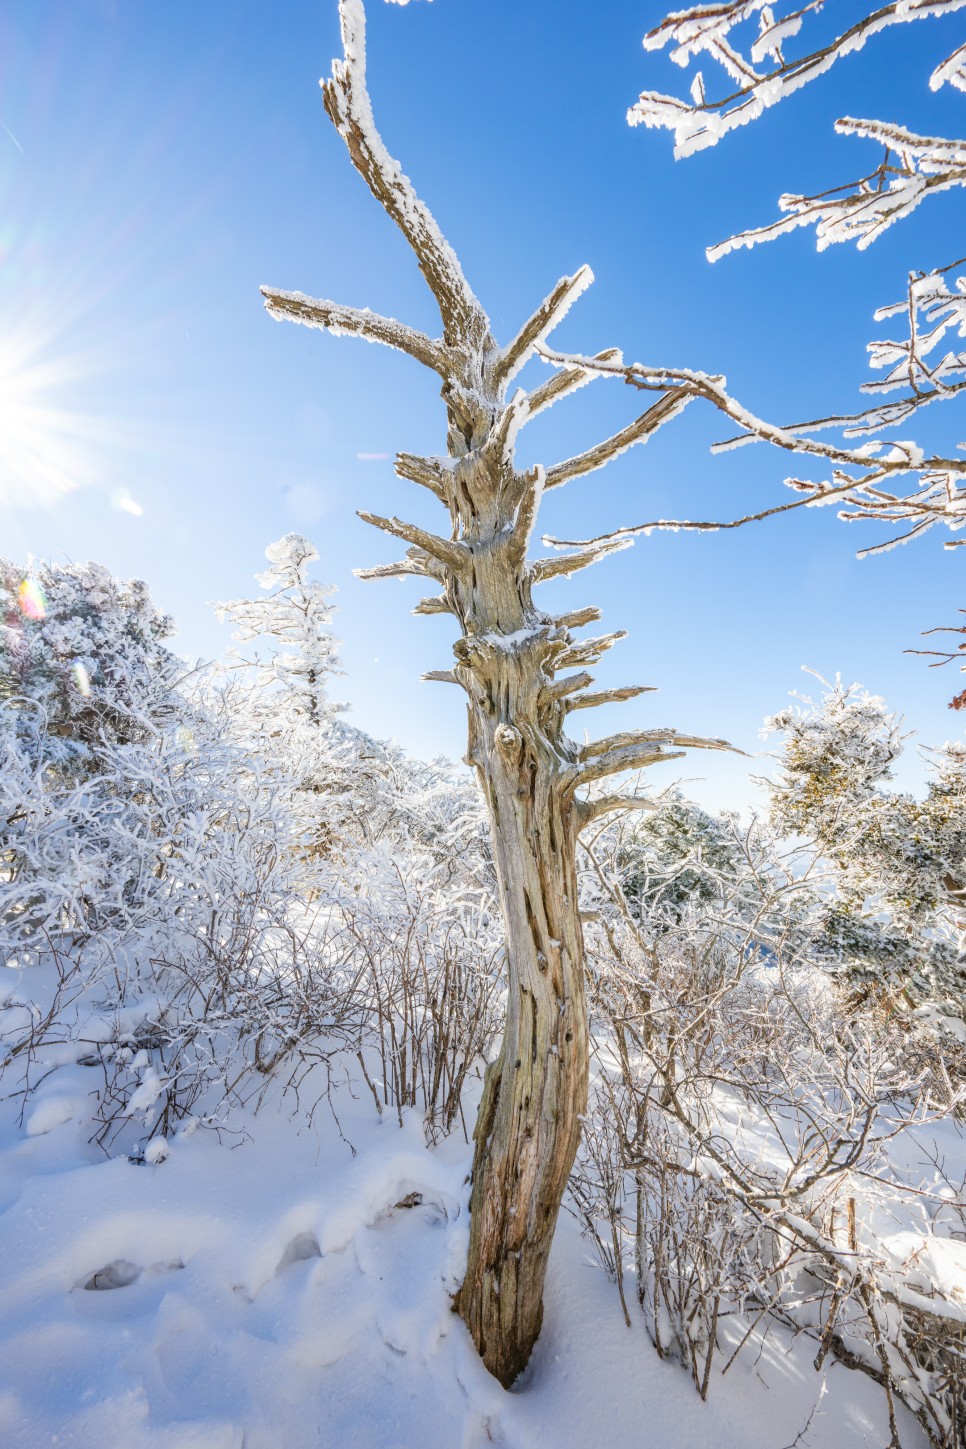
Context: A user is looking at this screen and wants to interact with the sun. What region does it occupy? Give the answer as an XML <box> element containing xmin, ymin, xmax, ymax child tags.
<box><xmin>0</xmin><ymin>324</ymin><xmax>113</xmax><ymax>511</ymax></box>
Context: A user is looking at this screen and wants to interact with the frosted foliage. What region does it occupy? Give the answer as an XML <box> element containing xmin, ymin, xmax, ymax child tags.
<box><xmin>213</xmin><ymin>534</ymin><xmax>389</xmax><ymax>863</ymax></box>
<box><xmin>1</xmin><ymin>557</ymin><xmax>180</xmax><ymax>772</ymax></box>
<box><xmin>766</xmin><ymin>680</ymin><xmax>904</xmax><ymax>821</ymax></box>
<box><xmin>635</xmin><ymin>5</ymin><xmax>964</xmax><ymax>157</ymax></box>
<box><xmin>0</xmin><ymin>551</ymin><xmax>300</xmax><ymax>973</ymax></box>
<box><xmin>765</xmin><ymin>678</ymin><xmax>966</xmax><ymax>1016</ymax></box>
<box><xmin>866</xmin><ymin>268</ymin><xmax>966</xmax><ymax>418</ymax></box>
<box><xmin>931</xmin><ymin>38</ymin><xmax>966</xmax><ymax>89</ymax></box>
<box><xmin>576</xmin><ymin>810</ymin><xmax>966</xmax><ymax>1439</ymax></box>
<box><xmin>562</xmin><ymin>3</ymin><xmax>966</xmax><ymax>571</ymax></box>
<box><xmin>259</xmin><ymin>531</ymin><xmax>320</xmax><ymax>581</ymax></box>
<box><xmin>710</xmin><ymin>120</ymin><xmax>966</xmax><ymax>260</ymax></box>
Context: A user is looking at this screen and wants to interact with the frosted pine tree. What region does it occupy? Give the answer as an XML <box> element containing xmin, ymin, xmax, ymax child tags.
<box><xmin>766</xmin><ymin>676</ymin><xmax>966</xmax><ymax>1022</ymax></box>
<box><xmin>213</xmin><ymin>533</ymin><xmax>343</xmax><ymax>728</ymax></box>
<box><xmin>213</xmin><ymin>534</ymin><xmax>377</xmax><ymax>861</ymax></box>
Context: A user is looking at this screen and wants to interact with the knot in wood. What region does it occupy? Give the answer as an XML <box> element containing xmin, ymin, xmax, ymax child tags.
<box><xmin>494</xmin><ymin>723</ymin><xmax>524</xmax><ymax>762</ymax></box>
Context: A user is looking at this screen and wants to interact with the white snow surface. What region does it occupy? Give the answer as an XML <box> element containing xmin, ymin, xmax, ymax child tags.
<box><xmin>0</xmin><ymin>1052</ymin><xmax>929</xmax><ymax>1449</ymax></box>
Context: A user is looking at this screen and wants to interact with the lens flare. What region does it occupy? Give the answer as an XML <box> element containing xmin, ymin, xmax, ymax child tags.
<box><xmin>17</xmin><ymin>579</ymin><xmax>46</xmax><ymax>620</ymax></box>
<box><xmin>175</xmin><ymin>725</ymin><xmax>197</xmax><ymax>756</ymax></box>
<box><xmin>72</xmin><ymin>661</ymin><xmax>91</xmax><ymax>696</ymax></box>
<box><xmin>110</xmin><ymin>488</ymin><xmax>143</xmax><ymax>516</ymax></box>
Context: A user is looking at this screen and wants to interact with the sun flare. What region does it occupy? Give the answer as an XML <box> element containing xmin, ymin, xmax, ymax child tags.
<box><xmin>0</xmin><ymin>327</ymin><xmax>113</xmax><ymax>511</ymax></box>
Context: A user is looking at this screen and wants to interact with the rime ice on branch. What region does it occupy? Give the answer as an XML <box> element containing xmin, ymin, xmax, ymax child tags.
<box><xmin>261</xmin><ymin>0</ymin><xmax>733</xmax><ymax>1388</ymax></box>
<box><xmin>632</xmin><ymin>0</ymin><xmax>966</xmax><ymax>248</ymax></box>
<box><xmin>633</xmin><ymin>0</ymin><xmax>966</xmax><ymax>688</ymax></box>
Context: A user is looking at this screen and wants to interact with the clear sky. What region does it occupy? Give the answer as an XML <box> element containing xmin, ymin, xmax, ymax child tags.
<box><xmin>1</xmin><ymin>0</ymin><xmax>964</xmax><ymax>812</ymax></box>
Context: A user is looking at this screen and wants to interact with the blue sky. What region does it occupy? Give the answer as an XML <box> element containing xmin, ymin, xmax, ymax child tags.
<box><xmin>1</xmin><ymin>0</ymin><xmax>964</xmax><ymax>811</ymax></box>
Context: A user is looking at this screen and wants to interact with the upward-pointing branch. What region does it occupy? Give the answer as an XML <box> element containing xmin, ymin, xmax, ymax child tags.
<box><xmin>494</xmin><ymin>267</ymin><xmax>594</xmax><ymax>388</ymax></box>
<box><xmin>322</xmin><ymin>0</ymin><xmax>490</xmax><ymax>350</ymax></box>
<box><xmin>544</xmin><ymin>387</ymin><xmax>694</xmax><ymax>489</ymax></box>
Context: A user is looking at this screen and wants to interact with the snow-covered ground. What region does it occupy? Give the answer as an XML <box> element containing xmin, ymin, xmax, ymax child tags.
<box><xmin>0</xmin><ymin>1052</ymin><xmax>926</xmax><ymax>1449</ymax></box>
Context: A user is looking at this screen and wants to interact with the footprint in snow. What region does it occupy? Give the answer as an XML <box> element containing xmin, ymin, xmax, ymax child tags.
<box><xmin>375</xmin><ymin>1189</ymin><xmax>455</xmax><ymax>1228</ymax></box>
<box><xmin>79</xmin><ymin>1258</ymin><xmax>183</xmax><ymax>1291</ymax></box>
<box><xmin>275</xmin><ymin>1231</ymin><xmax>322</xmax><ymax>1275</ymax></box>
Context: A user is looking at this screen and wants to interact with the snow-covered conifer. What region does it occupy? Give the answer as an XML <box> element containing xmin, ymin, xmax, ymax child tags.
<box><xmin>213</xmin><ymin>533</ymin><xmax>343</xmax><ymax>727</ymax></box>
<box><xmin>765</xmin><ymin>677</ymin><xmax>966</xmax><ymax>1020</ymax></box>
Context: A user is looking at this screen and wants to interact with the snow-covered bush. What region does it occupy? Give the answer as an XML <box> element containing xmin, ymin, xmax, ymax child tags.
<box><xmin>1</xmin><ymin>541</ymin><xmax>501</xmax><ymax>1154</ymax></box>
<box><xmin>334</xmin><ymin>841</ymin><xmax>502</xmax><ymax>1140</ymax></box>
<box><xmin>576</xmin><ymin>811</ymin><xmax>966</xmax><ymax>1443</ymax></box>
<box><xmin>212</xmin><ymin>534</ymin><xmax>501</xmax><ymax>1141</ymax></box>
<box><xmin>0</xmin><ymin>672</ymin><xmax>363</xmax><ymax>1146</ymax></box>
<box><xmin>0</xmin><ymin>550</ymin><xmax>361</xmax><ymax>1150</ymax></box>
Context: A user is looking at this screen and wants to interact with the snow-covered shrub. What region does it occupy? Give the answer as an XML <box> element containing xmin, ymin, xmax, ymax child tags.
<box><xmin>576</xmin><ymin>810</ymin><xmax>966</xmax><ymax>1444</ymax></box>
<box><xmin>334</xmin><ymin>838</ymin><xmax>502</xmax><ymax>1141</ymax></box>
<box><xmin>611</xmin><ymin>791</ymin><xmax>816</xmax><ymax>942</ymax></box>
<box><xmin>1</xmin><ymin>557</ymin><xmax>181</xmax><ymax>767</ymax></box>
<box><xmin>2</xmin><ymin>540</ymin><xmax>501</xmax><ymax>1153</ymax></box>
<box><xmin>0</xmin><ymin>549</ymin><xmax>367</xmax><ymax>1150</ymax></box>
<box><xmin>0</xmin><ymin>674</ymin><xmax>366</xmax><ymax>1146</ymax></box>
<box><xmin>211</xmin><ymin>534</ymin><xmax>501</xmax><ymax>1142</ymax></box>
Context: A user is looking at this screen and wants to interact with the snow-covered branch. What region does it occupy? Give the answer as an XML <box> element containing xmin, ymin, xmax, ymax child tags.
<box><xmin>576</xmin><ymin>792</ymin><xmax>661</xmax><ymax>827</ymax></box>
<box><xmin>564</xmin><ymin>684</ymin><xmax>656</xmax><ymax>714</ymax></box>
<box><xmin>522</xmin><ymin>347</ymin><xmax>623</xmax><ymax>424</ymax></box>
<box><xmin>356</xmin><ymin>511</ymin><xmax>470</xmax><ymax>576</ymax></box>
<box><xmin>633</xmin><ymin>1</ymin><xmax>966</xmax><ymax>159</ymax></box>
<box><xmin>539</xmin><ymin>340</ymin><xmax>966</xmax><ymax>555</ymax></box>
<box><xmin>529</xmin><ymin>535</ymin><xmax>634</xmax><ymax>584</ymax></box>
<box><xmin>576</xmin><ymin>728</ymin><xmax>733</xmax><ymax>787</ymax></box>
<box><xmin>493</xmin><ymin>267</ymin><xmax>594</xmax><ymax>389</ymax></box>
<box><xmin>260</xmin><ymin>289</ymin><xmax>449</xmax><ymax>375</ymax></box>
<box><xmin>544</xmin><ymin>387</ymin><xmax>694</xmax><ymax>490</ymax></box>
<box><xmin>321</xmin><ymin>0</ymin><xmax>490</xmax><ymax>349</ymax></box>
<box><xmin>710</xmin><ymin>119</ymin><xmax>966</xmax><ymax>260</ymax></box>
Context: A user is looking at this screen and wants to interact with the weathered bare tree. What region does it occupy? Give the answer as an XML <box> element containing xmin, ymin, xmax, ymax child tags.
<box><xmin>261</xmin><ymin>0</ymin><xmax>734</xmax><ymax>1387</ymax></box>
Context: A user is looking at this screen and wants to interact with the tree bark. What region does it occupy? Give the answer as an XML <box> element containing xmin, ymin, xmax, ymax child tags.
<box><xmin>456</xmin><ymin>742</ymin><xmax>588</xmax><ymax>1384</ymax></box>
<box><xmin>453</xmin><ymin>600</ymin><xmax>589</xmax><ymax>1387</ymax></box>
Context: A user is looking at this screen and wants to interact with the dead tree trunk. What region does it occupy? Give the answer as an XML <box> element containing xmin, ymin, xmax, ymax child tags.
<box><xmin>261</xmin><ymin>0</ymin><xmax>731</xmax><ymax>1387</ymax></box>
